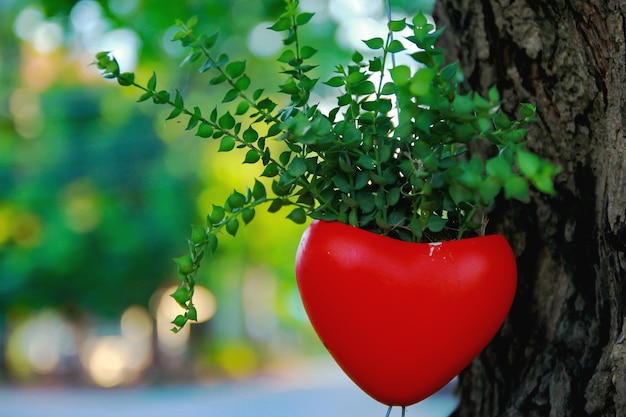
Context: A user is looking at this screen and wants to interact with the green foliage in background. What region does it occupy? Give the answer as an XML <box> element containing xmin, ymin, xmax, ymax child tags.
<box><xmin>0</xmin><ymin>0</ymin><xmax>320</xmax><ymax>319</ymax></box>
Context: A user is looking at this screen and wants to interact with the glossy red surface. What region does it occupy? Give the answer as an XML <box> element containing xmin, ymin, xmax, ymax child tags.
<box><xmin>295</xmin><ymin>220</ymin><xmax>517</xmax><ymax>406</ymax></box>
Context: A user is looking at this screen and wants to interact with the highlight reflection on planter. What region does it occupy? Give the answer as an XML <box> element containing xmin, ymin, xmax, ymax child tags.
<box><xmin>295</xmin><ymin>220</ymin><xmax>517</xmax><ymax>406</ymax></box>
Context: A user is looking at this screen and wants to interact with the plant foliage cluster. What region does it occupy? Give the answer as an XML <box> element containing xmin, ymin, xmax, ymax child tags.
<box><xmin>94</xmin><ymin>0</ymin><xmax>558</xmax><ymax>331</ymax></box>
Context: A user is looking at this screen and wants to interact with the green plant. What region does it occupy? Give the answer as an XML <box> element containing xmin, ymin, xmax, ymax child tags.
<box><xmin>94</xmin><ymin>0</ymin><xmax>559</xmax><ymax>332</ymax></box>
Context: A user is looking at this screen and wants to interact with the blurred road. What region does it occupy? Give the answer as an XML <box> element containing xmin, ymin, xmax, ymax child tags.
<box><xmin>0</xmin><ymin>360</ymin><xmax>458</xmax><ymax>417</ymax></box>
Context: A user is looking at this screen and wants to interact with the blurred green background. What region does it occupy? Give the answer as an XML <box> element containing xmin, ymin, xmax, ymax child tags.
<box><xmin>0</xmin><ymin>0</ymin><xmax>433</xmax><ymax>387</ymax></box>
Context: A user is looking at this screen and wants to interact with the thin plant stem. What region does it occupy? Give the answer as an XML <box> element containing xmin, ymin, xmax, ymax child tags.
<box><xmin>385</xmin><ymin>0</ymin><xmax>396</xmax><ymax>67</ymax></box>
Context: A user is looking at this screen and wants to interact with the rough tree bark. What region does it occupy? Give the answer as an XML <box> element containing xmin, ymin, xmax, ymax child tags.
<box><xmin>434</xmin><ymin>1</ymin><xmax>626</xmax><ymax>416</ymax></box>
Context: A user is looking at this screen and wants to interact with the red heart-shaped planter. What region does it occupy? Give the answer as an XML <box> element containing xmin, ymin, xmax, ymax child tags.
<box><xmin>295</xmin><ymin>220</ymin><xmax>517</xmax><ymax>406</ymax></box>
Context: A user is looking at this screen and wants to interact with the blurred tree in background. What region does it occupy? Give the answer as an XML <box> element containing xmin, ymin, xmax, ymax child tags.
<box><xmin>0</xmin><ymin>0</ymin><xmax>309</xmax><ymax>321</ymax></box>
<box><xmin>0</xmin><ymin>0</ymin><xmax>433</xmax><ymax>384</ymax></box>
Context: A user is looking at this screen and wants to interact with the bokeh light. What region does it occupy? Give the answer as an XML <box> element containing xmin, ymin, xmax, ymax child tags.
<box><xmin>247</xmin><ymin>22</ymin><xmax>284</xmax><ymax>58</ymax></box>
<box><xmin>80</xmin><ymin>305</ymin><xmax>154</xmax><ymax>387</ymax></box>
<box><xmin>5</xmin><ymin>310</ymin><xmax>77</xmax><ymax>379</ymax></box>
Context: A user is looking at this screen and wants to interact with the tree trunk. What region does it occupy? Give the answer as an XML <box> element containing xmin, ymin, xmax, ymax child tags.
<box><xmin>434</xmin><ymin>0</ymin><xmax>626</xmax><ymax>415</ymax></box>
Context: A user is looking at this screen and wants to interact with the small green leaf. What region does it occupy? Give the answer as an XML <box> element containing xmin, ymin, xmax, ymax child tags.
<box><xmin>225</xmin><ymin>218</ymin><xmax>239</xmax><ymax>236</ymax></box>
<box><xmin>267</xmin><ymin>199</ymin><xmax>284</xmax><ymax>213</ymax></box>
<box><xmin>174</xmin><ymin>90</ymin><xmax>184</xmax><ymax>108</ymax></box>
<box><xmin>494</xmin><ymin>111</ymin><xmax>512</xmax><ymax>129</ymax></box>
<box><xmin>137</xmin><ymin>91</ymin><xmax>153</xmax><ymax>102</ymax></box>
<box><xmin>94</xmin><ymin>51</ymin><xmax>111</xmax><ymax>68</ymax></box>
<box><xmin>488</xmin><ymin>85</ymin><xmax>501</xmax><ymax>103</ymax></box>
<box><xmin>287</xmin><ymin>157</ymin><xmax>307</xmax><ymax>177</ymax></box>
<box><xmin>479</xmin><ymin>177</ymin><xmax>502</xmax><ymax>205</ymax></box>
<box><xmin>369</xmin><ymin>57</ymin><xmax>383</xmax><ymax>72</ymax></box>
<box><xmin>218</xmin><ymin>112</ymin><xmax>236</xmax><ymax>130</ymax></box>
<box><xmin>449</xmin><ymin>184</ymin><xmax>473</xmax><ymax>205</ymax></box>
<box><xmin>440</xmin><ymin>61</ymin><xmax>459</xmax><ymax>81</ymax></box>
<box><xmin>413</xmin><ymin>12</ymin><xmax>428</xmax><ymax>27</ymax></box>
<box><xmin>196</xmin><ymin>122</ymin><xmax>214</xmax><ymax>138</ymax></box>
<box><xmin>206</xmin><ymin>234</ymin><xmax>218</xmax><ymax>254</ymax></box>
<box><xmin>172</xmin><ymin>314</ymin><xmax>188</xmax><ymax>328</ymax></box>
<box><xmin>347</xmin><ymin>71</ymin><xmax>366</xmax><ymax>86</ymax></box>
<box><xmin>174</xmin><ymin>256</ymin><xmax>194</xmax><ymax>275</ymax></box>
<box><xmin>186</xmin><ymin>306</ymin><xmax>198</xmax><ymax>321</ymax></box>
<box><xmin>519</xmin><ymin>102</ymin><xmax>536</xmax><ymax>118</ymax></box>
<box><xmin>517</xmin><ymin>149</ymin><xmax>541</xmax><ymax>177</ymax></box>
<box><xmin>268</xmin><ymin>123</ymin><xmax>282</xmax><ymax>137</ymax></box>
<box><xmin>104</xmin><ymin>58</ymin><xmax>120</xmax><ymax>77</ymax></box>
<box><xmin>277</xmin><ymin>50</ymin><xmax>297</xmax><ymax>64</ymax></box>
<box><xmin>353</xmin><ymin>81</ymin><xmax>376</xmax><ymax>95</ymax></box>
<box><xmin>190</xmin><ymin>225</ymin><xmax>207</xmax><ymax>244</ymax></box>
<box><xmin>242</xmin><ymin>207</ymin><xmax>256</xmax><ymax>224</ymax></box>
<box><xmin>301</xmin><ymin>46</ymin><xmax>317</xmax><ymax>59</ymax></box>
<box><xmin>532</xmin><ymin>165</ymin><xmax>558</xmax><ymax>195</ymax></box>
<box><xmin>410</xmin><ymin>68</ymin><xmax>436</xmax><ymax>96</ymax></box>
<box><xmin>427</xmin><ymin>214</ymin><xmax>448</xmax><ymax>233</ymax></box>
<box><xmin>388</xmin><ymin>19</ymin><xmax>407</xmax><ymax>32</ymax></box>
<box><xmin>287</xmin><ymin>207</ymin><xmax>307</xmax><ymax>224</ymax></box>
<box><xmin>296</xmin><ymin>12</ymin><xmax>315</xmax><ymax>25</ymax></box>
<box><xmin>235</xmin><ymin>101</ymin><xmax>250</xmax><ymax>115</ymax></box>
<box><xmin>324</xmin><ymin>76</ymin><xmax>344</xmax><ymax>87</ymax></box>
<box><xmin>453</xmin><ymin>93</ymin><xmax>474</xmax><ymax>115</ymax></box>
<box><xmin>504</xmin><ymin>176</ymin><xmax>530</xmax><ymax>201</ymax></box>
<box><xmin>252</xmin><ymin>180</ymin><xmax>266</xmax><ymax>199</ymax></box>
<box><xmin>387</xmin><ymin>39</ymin><xmax>406</xmax><ymax>53</ymax></box>
<box><xmin>261</xmin><ymin>162</ymin><xmax>280</xmax><ymax>177</ymax></box>
<box><xmin>199</xmin><ymin>58</ymin><xmax>213</xmax><ymax>73</ymax></box>
<box><xmin>209</xmin><ymin>205</ymin><xmax>226</xmax><ymax>224</ymax></box>
<box><xmin>147</xmin><ymin>71</ymin><xmax>157</xmax><ymax>91</ymax></box>
<box><xmin>186</xmin><ymin>15</ymin><xmax>198</xmax><ymax>28</ymax></box>
<box><xmin>166</xmin><ymin>106</ymin><xmax>183</xmax><ymax>120</ymax></box>
<box><xmin>410</xmin><ymin>217</ymin><xmax>423</xmax><ymax>241</ymax></box>
<box><xmin>153</xmin><ymin>90</ymin><xmax>170</xmax><ymax>104</ymax></box>
<box><xmin>387</xmin><ymin>187</ymin><xmax>401</xmax><ymax>206</ymax></box>
<box><xmin>235</xmin><ymin>74</ymin><xmax>251</xmax><ymax>91</ymax></box>
<box><xmin>227</xmin><ymin>191</ymin><xmax>246</xmax><ymax>209</ymax></box>
<box><xmin>363</xmin><ymin>37</ymin><xmax>385</xmax><ymax>50</ymax></box>
<box><xmin>486</xmin><ymin>156</ymin><xmax>513</xmax><ymax>180</ymax></box>
<box><xmin>333</xmin><ymin>175</ymin><xmax>351</xmax><ymax>193</ymax></box>
<box><xmin>226</xmin><ymin>60</ymin><xmax>246</xmax><ymax>78</ymax></box>
<box><xmin>222</xmin><ymin>88</ymin><xmax>239</xmax><ymax>103</ymax></box>
<box><xmin>356</xmin><ymin>192</ymin><xmax>376</xmax><ymax>213</ymax></box>
<box><xmin>244</xmin><ymin>149</ymin><xmax>260</xmax><ymax>164</ymax></box>
<box><xmin>170</xmin><ymin>286</ymin><xmax>190</xmax><ymax>307</ymax></box>
<box><xmin>337</xmin><ymin>93</ymin><xmax>352</xmax><ymax>106</ymax></box>
<box><xmin>214</xmin><ymin>53</ymin><xmax>229</xmax><ymax>67</ymax></box>
<box><xmin>257</xmin><ymin>97</ymin><xmax>276</xmax><ymax>110</ymax></box>
<box><xmin>252</xmin><ymin>89</ymin><xmax>264</xmax><ymax>100</ymax></box>
<box><xmin>357</xmin><ymin>154</ymin><xmax>376</xmax><ymax>170</ymax></box>
<box><xmin>390</xmin><ymin>65</ymin><xmax>411</xmax><ymax>86</ymax></box>
<box><xmin>204</xmin><ymin>32</ymin><xmax>219</xmax><ymax>49</ymax></box>
<box><xmin>209</xmin><ymin>74</ymin><xmax>227</xmax><ymax>85</ymax></box>
<box><xmin>381</xmin><ymin>82</ymin><xmax>395</xmax><ymax>95</ymax></box>
<box><xmin>273</xmin><ymin>151</ymin><xmax>290</xmax><ymax>169</ymax></box>
<box><xmin>218</xmin><ymin>136</ymin><xmax>236</xmax><ymax>152</ymax></box>
<box><xmin>242</xmin><ymin>126</ymin><xmax>258</xmax><ymax>143</ymax></box>
<box><xmin>117</xmin><ymin>72</ymin><xmax>135</xmax><ymax>86</ymax></box>
<box><xmin>268</xmin><ymin>17</ymin><xmax>292</xmax><ymax>32</ymax></box>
